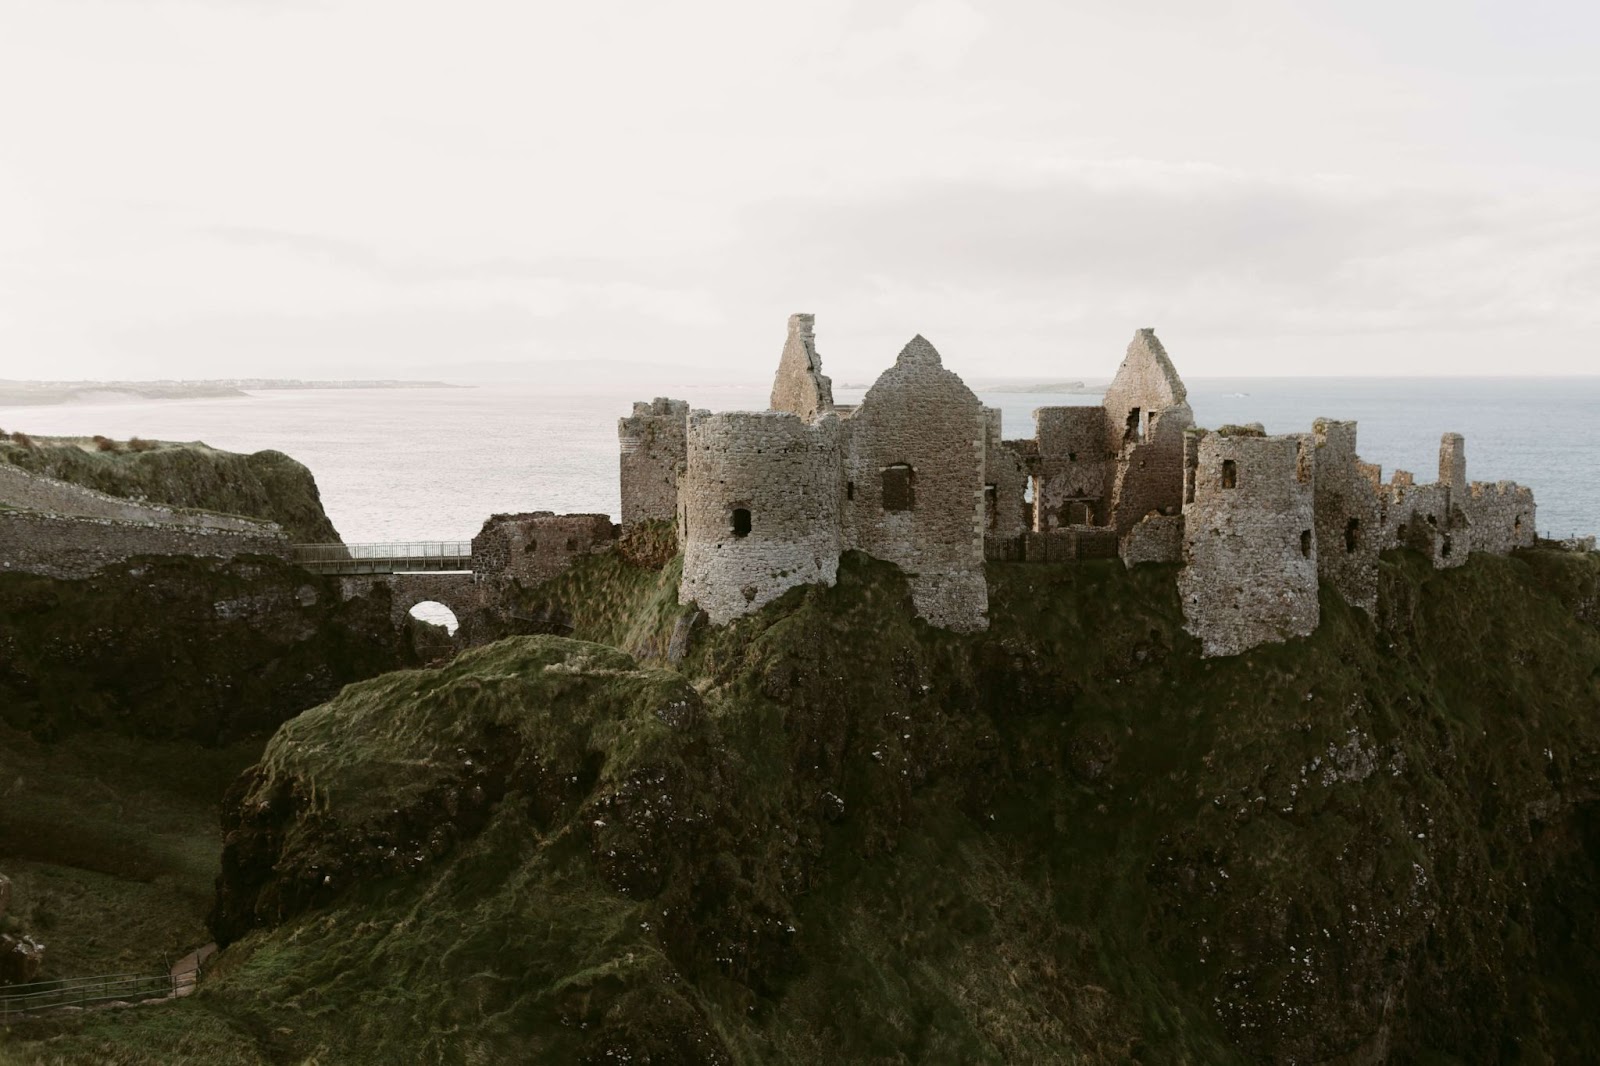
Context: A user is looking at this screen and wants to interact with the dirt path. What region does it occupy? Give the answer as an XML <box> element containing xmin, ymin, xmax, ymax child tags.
<box><xmin>170</xmin><ymin>942</ymin><xmax>217</xmax><ymax>998</ymax></box>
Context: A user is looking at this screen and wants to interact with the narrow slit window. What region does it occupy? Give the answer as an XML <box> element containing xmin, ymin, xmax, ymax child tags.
<box><xmin>1300</xmin><ymin>530</ymin><xmax>1312</xmax><ymax>558</ymax></box>
<box><xmin>1344</xmin><ymin>517</ymin><xmax>1361</xmax><ymax>554</ymax></box>
<box><xmin>983</xmin><ymin>484</ymin><xmax>998</xmax><ymax>531</ymax></box>
<box><xmin>1125</xmin><ymin>408</ymin><xmax>1143</xmax><ymax>444</ymax></box>
<box><xmin>731</xmin><ymin>507</ymin><xmax>752</xmax><ymax>537</ymax></box>
<box><xmin>1221</xmin><ymin>459</ymin><xmax>1238</xmax><ymax>489</ymax></box>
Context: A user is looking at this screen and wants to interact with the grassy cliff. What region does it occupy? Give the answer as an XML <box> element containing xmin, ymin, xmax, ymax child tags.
<box><xmin>0</xmin><ymin>437</ymin><xmax>340</xmax><ymax>542</ymax></box>
<box><xmin>6</xmin><ymin>547</ymin><xmax>1600</xmax><ymax>1064</ymax></box>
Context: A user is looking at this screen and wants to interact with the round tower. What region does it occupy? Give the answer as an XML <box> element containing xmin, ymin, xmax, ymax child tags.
<box><xmin>679</xmin><ymin>411</ymin><xmax>843</xmax><ymax>624</ymax></box>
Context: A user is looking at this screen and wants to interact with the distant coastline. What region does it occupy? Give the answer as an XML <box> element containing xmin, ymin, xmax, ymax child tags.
<box><xmin>0</xmin><ymin>379</ymin><xmax>467</xmax><ymax>407</ymax></box>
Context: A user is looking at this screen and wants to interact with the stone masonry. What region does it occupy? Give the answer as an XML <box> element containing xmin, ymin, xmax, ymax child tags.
<box><xmin>1178</xmin><ymin>431</ymin><xmax>1320</xmax><ymax>657</ymax></box>
<box><xmin>616</xmin><ymin>314</ymin><xmax>1545</xmax><ymax>656</ymax></box>
<box><xmin>618</xmin><ymin>398</ymin><xmax>690</xmax><ymax>532</ymax></box>
<box><xmin>679</xmin><ymin>411</ymin><xmax>843</xmax><ymax>625</ymax></box>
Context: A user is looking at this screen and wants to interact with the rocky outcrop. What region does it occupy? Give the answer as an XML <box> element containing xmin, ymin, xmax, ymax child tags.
<box><xmin>0</xmin><ymin>437</ymin><xmax>341</xmax><ymax>542</ymax></box>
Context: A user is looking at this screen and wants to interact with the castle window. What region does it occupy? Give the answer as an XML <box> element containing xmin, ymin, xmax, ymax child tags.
<box><xmin>1068</xmin><ymin>452</ymin><xmax>1077</xmax><ymax>462</ymax></box>
<box><xmin>731</xmin><ymin>507</ymin><xmax>752</xmax><ymax>538</ymax></box>
<box><xmin>1441</xmin><ymin>535</ymin><xmax>1453</xmax><ymax>558</ymax></box>
<box><xmin>1344</xmin><ymin>517</ymin><xmax>1361</xmax><ymax>554</ymax></box>
<box><xmin>983</xmin><ymin>484</ymin><xmax>998</xmax><ymax>531</ymax></box>
<box><xmin>565</xmin><ymin>538</ymin><xmax>578</xmax><ymax>551</ymax></box>
<box><xmin>1221</xmin><ymin>459</ymin><xmax>1238</xmax><ymax>490</ymax></box>
<box><xmin>1125</xmin><ymin>408</ymin><xmax>1143</xmax><ymax>444</ymax></box>
<box><xmin>846</xmin><ymin>481</ymin><xmax>856</xmax><ymax>501</ymax></box>
<box><xmin>1300</xmin><ymin>530</ymin><xmax>1312</xmax><ymax>558</ymax></box>
<box><xmin>524</xmin><ymin>539</ymin><xmax>538</xmax><ymax>554</ymax></box>
<box><xmin>1067</xmin><ymin>501</ymin><xmax>1092</xmax><ymax>525</ymax></box>
<box><xmin>882</xmin><ymin>464</ymin><xmax>915</xmax><ymax>512</ymax></box>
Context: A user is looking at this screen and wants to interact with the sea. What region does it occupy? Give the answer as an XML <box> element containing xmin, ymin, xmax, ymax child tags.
<box><xmin>2</xmin><ymin>378</ymin><xmax>1597</xmax><ymax>543</ymax></box>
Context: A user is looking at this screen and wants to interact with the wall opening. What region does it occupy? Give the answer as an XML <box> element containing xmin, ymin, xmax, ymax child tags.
<box><xmin>1300</xmin><ymin>530</ymin><xmax>1312</xmax><ymax>558</ymax></box>
<box><xmin>846</xmin><ymin>481</ymin><xmax>855</xmax><ymax>502</ymax></box>
<box><xmin>1344</xmin><ymin>517</ymin><xmax>1361</xmax><ymax>554</ymax></box>
<box><xmin>1023</xmin><ymin>476</ymin><xmax>1036</xmax><ymax>505</ymax></box>
<box><xmin>882</xmin><ymin>463</ymin><xmax>915</xmax><ymax>512</ymax></box>
<box><xmin>1068</xmin><ymin>451</ymin><xmax>1077</xmax><ymax>462</ymax></box>
<box><xmin>1125</xmin><ymin>408</ymin><xmax>1143</xmax><ymax>444</ymax></box>
<box><xmin>1514</xmin><ymin>516</ymin><xmax>1523</xmax><ymax>535</ymax></box>
<box><xmin>983</xmin><ymin>484</ymin><xmax>998</xmax><ymax>531</ymax></box>
<box><xmin>565</xmin><ymin>537</ymin><xmax>579</xmax><ymax>550</ymax></box>
<box><xmin>523</xmin><ymin>539</ymin><xmax>538</xmax><ymax>554</ymax></box>
<box><xmin>1441</xmin><ymin>535</ymin><xmax>1453</xmax><ymax>558</ymax></box>
<box><xmin>409</xmin><ymin>601</ymin><xmax>459</xmax><ymax>637</ymax></box>
<box><xmin>1221</xmin><ymin>459</ymin><xmax>1238</xmax><ymax>489</ymax></box>
<box><xmin>730</xmin><ymin>507</ymin><xmax>752</xmax><ymax>537</ymax></box>
<box><xmin>1067</xmin><ymin>501</ymin><xmax>1092</xmax><ymax>525</ymax></box>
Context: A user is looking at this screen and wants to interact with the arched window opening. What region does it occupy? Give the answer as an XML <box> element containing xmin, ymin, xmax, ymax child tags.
<box><xmin>882</xmin><ymin>464</ymin><xmax>915</xmax><ymax>512</ymax></box>
<box><xmin>1344</xmin><ymin>517</ymin><xmax>1361</xmax><ymax>554</ymax></box>
<box><xmin>731</xmin><ymin>507</ymin><xmax>752</xmax><ymax>537</ymax></box>
<box><xmin>1221</xmin><ymin>459</ymin><xmax>1238</xmax><ymax>490</ymax></box>
<box><xmin>1300</xmin><ymin>530</ymin><xmax>1312</xmax><ymax>558</ymax></box>
<box><xmin>409</xmin><ymin>601</ymin><xmax>459</xmax><ymax>637</ymax></box>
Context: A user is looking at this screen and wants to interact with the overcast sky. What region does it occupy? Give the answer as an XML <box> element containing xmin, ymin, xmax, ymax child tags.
<box><xmin>3</xmin><ymin>0</ymin><xmax>1597</xmax><ymax>383</ymax></box>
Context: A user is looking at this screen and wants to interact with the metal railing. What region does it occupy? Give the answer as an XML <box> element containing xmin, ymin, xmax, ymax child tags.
<box><xmin>0</xmin><ymin>971</ymin><xmax>178</xmax><ymax>1018</ymax></box>
<box><xmin>290</xmin><ymin>541</ymin><xmax>473</xmax><ymax>575</ymax></box>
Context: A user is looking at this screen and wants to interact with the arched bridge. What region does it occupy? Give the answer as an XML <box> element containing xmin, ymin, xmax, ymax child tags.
<box><xmin>290</xmin><ymin>542</ymin><xmax>473</xmax><ymax>575</ymax></box>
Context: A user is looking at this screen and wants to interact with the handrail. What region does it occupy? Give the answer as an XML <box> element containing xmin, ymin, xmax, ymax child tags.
<box><xmin>289</xmin><ymin>541</ymin><xmax>474</xmax><ymax>575</ymax></box>
<box><xmin>0</xmin><ymin>971</ymin><xmax>177</xmax><ymax>1017</ymax></box>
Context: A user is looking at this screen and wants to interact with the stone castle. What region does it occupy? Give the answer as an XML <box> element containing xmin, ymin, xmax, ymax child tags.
<box><xmin>0</xmin><ymin>318</ymin><xmax>1551</xmax><ymax>659</ymax></box>
<box><xmin>620</xmin><ymin>314</ymin><xmax>1538</xmax><ymax>657</ymax></box>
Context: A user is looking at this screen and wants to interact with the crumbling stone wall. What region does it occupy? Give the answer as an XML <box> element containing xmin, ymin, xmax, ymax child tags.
<box><xmin>472</xmin><ymin>511</ymin><xmax>617</xmax><ymax>591</ymax></box>
<box><xmin>1032</xmin><ymin>406</ymin><xmax>1109</xmax><ymax>530</ymax></box>
<box><xmin>1121</xmin><ymin>513</ymin><xmax>1185</xmax><ymax>568</ymax></box>
<box><xmin>1179</xmin><ymin>431</ymin><xmax>1319</xmax><ymax>657</ymax></box>
<box><xmin>769</xmin><ymin>313</ymin><xmax>834</xmax><ymax>422</ymax></box>
<box><xmin>0</xmin><ymin>463</ymin><xmax>278</xmax><ymax>533</ymax></box>
<box><xmin>0</xmin><ymin>510</ymin><xmax>289</xmax><ymax>580</ymax></box>
<box><xmin>842</xmin><ymin>336</ymin><xmax>988</xmax><ymax>632</ymax></box>
<box><xmin>679</xmin><ymin>411</ymin><xmax>843</xmax><ymax>625</ymax></box>
<box><xmin>618</xmin><ymin>398</ymin><xmax>689</xmax><ymax>531</ymax></box>
<box><xmin>345</xmin><ymin>572</ymin><xmax>482</xmax><ymax>645</ymax></box>
<box><xmin>1312</xmin><ymin>420</ymin><xmax>1380</xmax><ymax>615</ymax></box>
<box><xmin>1465</xmin><ymin>482</ymin><xmax>1536</xmax><ymax>555</ymax></box>
<box><xmin>983</xmin><ymin>409</ymin><xmax>1030</xmax><ymax>542</ymax></box>
<box><xmin>1101</xmin><ymin>330</ymin><xmax>1195</xmax><ymax>534</ymax></box>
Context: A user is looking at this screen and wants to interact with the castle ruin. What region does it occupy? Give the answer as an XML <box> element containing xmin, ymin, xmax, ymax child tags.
<box><xmin>623</xmin><ymin>315</ymin><xmax>1539</xmax><ymax>656</ymax></box>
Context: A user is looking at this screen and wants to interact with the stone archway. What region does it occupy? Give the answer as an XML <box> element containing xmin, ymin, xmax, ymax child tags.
<box><xmin>383</xmin><ymin>573</ymin><xmax>481</xmax><ymax>649</ymax></box>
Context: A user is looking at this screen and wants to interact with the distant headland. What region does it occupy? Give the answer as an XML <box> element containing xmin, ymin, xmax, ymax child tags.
<box><xmin>0</xmin><ymin>379</ymin><xmax>468</xmax><ymax>407</ymax></box>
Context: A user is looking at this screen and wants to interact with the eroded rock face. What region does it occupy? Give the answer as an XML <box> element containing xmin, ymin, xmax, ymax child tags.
<box><xmin>0</xmin><ymin>933</ymin><xmax>45</xmax><ymax>986</ymax></box>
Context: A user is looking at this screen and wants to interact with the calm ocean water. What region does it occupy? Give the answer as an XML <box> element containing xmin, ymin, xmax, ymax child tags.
<box><xmin>2</xmin><ymin>378</ymin><xmax>1596</xmax><ymax>543</ymax></box>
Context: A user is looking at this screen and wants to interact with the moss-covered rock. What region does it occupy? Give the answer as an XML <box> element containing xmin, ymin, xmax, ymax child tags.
<box><xmin>9</xmin><ymin>547</ymin><xmax>1600</xmax><ymax>1063</ymax></box>
<box><xmin>0</xmin><ymin>437</ymin><xmax>340</xmax><ymax>542</ymax></box>
<box><xmin>0</xmin><ymin>555</ymin><xmax>410</xmax><ymax>744</ymax></box>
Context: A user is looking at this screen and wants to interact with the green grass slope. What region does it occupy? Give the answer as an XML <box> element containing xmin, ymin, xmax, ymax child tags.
<box><xmin>6</xmin><ymin>548</ymin><xmax>1599</xmax><ymax>1064</ymax></box>
<box><xmin>0</xmin><ymin>437</ymin><xmax>340</xmax><ymax>542</ymax></box>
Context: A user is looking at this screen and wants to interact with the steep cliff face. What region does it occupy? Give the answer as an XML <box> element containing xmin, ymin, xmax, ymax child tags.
<box><xmin>0</xmin><ymin>555</ymin><xmax>410</xmax><ymax>745</ymax></box>
<box><xmin>0</xmin><ymin>437</ymin><xmax>340</xmax><ymax>542</ymax></box>
<box><xmin>171</xmin><ymin>546</ymin><xmax>1600</xmax><ymax>1064</ymax></box>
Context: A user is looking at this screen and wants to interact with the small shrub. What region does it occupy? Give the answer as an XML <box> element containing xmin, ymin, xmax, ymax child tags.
<box><xmin>93</xmin><ymin>434</ymin><xmax>119</xmax><ymax>452</ymax></box>
<box><xmin>12</xmin><ymin>431</ymin><xmax>35</xmax><ymax>448</ymax></box>
<box><xmin>128</xmin><ymin>437</ymin><xmax>158</xmax><ymax>452</ymax></box>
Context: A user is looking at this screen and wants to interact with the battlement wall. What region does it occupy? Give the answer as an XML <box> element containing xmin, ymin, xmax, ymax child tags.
<box><xmin>618</xmin><ymin>397</ymin><xmax>689</xmax><ymax>532</ymax></box>
<box><xmin>0</xmin><ymin>510</ymin><xmax>289</xmax><ymax>580</ymax></box>
<box><xmin>1179</xmin><ymin>432</ymin><xmax>1319</xmax><ymax>657</ymax></box>
<box><xmin>679</xmin><ymin>411</ymin><xmax>843</xmax><ymax>625</ymax></box>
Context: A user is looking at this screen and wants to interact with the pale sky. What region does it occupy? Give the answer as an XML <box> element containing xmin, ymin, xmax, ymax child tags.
<box><xmin>2</xmin><ymin>0</ymin><xmax>1597</xmax><ymax>383</ymax></box>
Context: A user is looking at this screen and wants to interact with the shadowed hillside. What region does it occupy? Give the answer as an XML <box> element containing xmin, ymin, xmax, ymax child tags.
<box><xmin>5</xmin><ymin>547</ymin><xmax>1599</xmax><ymax>1064</ymax></box>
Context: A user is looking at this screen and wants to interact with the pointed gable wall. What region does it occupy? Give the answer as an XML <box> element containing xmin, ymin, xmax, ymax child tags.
<box><xmin>842</xmin><ymin>334</ymin><xmax>988</xmax><ymax>631</ymax></box>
